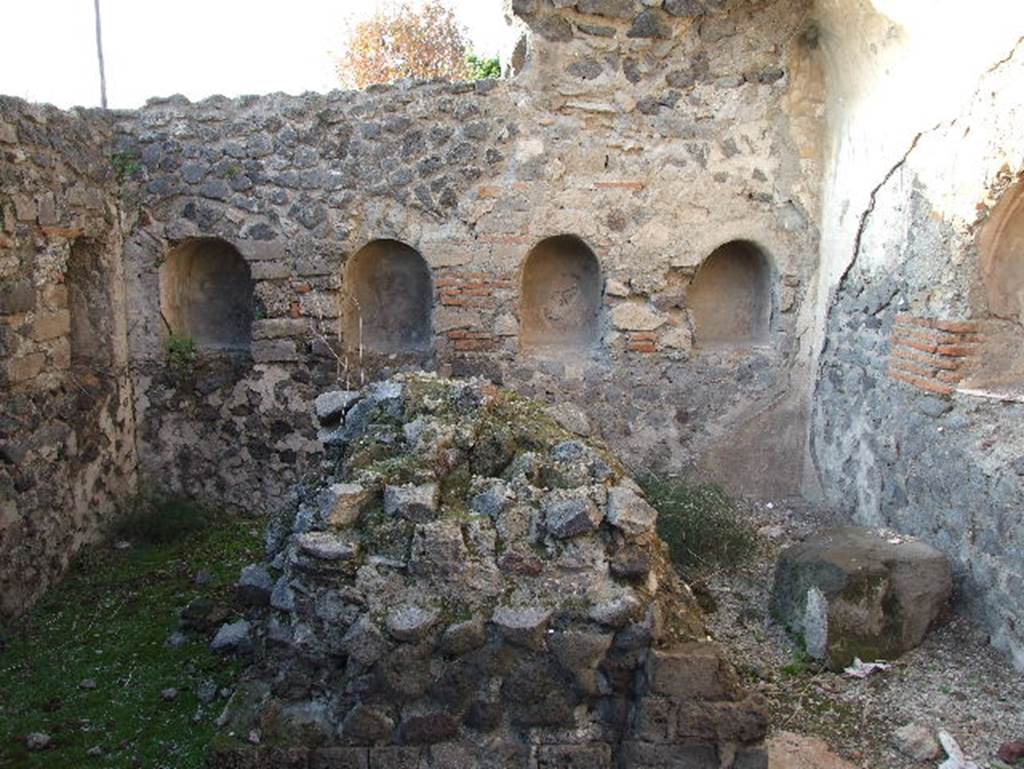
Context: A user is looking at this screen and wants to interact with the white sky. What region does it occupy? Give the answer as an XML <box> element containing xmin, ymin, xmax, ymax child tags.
<box><xmin>0</xmin><ymin>0</ymin><xmax>517</xmax><ymax>110</ymax></box>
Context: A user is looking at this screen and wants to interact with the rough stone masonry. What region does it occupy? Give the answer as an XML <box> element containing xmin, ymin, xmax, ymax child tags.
<box><xmin>211</xmin><ymin>374</ymin><xmax>768</xmax><ymax>769</ymax></box>
<box><xmin>1</xmin><ymin>0</ymin><xmax>1023</xmax><ymax>672</ymax></box>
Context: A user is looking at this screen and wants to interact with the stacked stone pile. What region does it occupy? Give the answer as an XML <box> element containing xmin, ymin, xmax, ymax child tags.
<box><xmin>212</xmin><ymin>374</ymin><xmax>767</xmax><ymax>768</ymax></box>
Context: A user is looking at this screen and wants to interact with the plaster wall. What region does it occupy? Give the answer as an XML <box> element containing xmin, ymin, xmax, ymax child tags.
<box><xmin>809</xmin><ymin>1</ymin><xmax>1024</xmax><ymax>667</ymax></box>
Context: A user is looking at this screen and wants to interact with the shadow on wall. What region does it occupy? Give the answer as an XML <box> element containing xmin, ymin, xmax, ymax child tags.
<box><xmin>344</xmin><ymin>239</ymin><xmax>433</xmax><ymax>355</ymax></box>
<box><xmin>159</xmin><ymin>237</ymin><xmax>254</xmax><ymax>353</ymax></box>
<box><xmin>68</xmin><ymin>237</ymin><xmax>114</xmax><ymax>370</ymax></box>
<box><xmin>520</xmin><ymin>234</ymin><xmax>602</xmax><ymax>353</ymax></box>
<box><xmin>690</xmin><ymin>239</ymin><xmax>772</xmax><ymax>348</ymax></box>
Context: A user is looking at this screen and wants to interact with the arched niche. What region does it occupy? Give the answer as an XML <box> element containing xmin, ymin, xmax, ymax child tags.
<box><xmin>344</xmin><ymin>239</ymin><xmax>433</xmax><ymax>354</ymax></box>
<box><xmin>68</xmin><ymin>238</ymin><xmax>113</xmax><ymax>369</ymax></box>
<box><xmin>520</xmin><ymin>235</ymin><xmax>602</xmax><ymax>351</ymax></box>
<box><xmin>159</xmin><ymin>237</ymin><xmax>254</xmax><ymax>352</ymax></box>
<box><xmin>979</xmin><ymin>181</ymin><xmax>1024</xmax><ymax>323</ymax></box>
<box><xmin>690</xmin><ymin>240</ymin><xmax>772</xmax><ymax>347</ymax></box>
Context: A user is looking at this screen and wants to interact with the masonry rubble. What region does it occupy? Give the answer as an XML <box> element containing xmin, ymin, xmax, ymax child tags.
<box><xmin>213</xmin><ymin>373</ymin><xmax>767</xmax><ymax>768</ymax></box>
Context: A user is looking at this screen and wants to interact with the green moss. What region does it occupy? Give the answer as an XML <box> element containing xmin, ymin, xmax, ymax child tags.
<box><xmin>166</xmin><ymin>334</ymin><xmax>197</xmax><ymax>368</ymax></box>
<box><xmin>0</xmin><ymin>513</ymin><xmax>262</xmax><ymax>769</ymax></box>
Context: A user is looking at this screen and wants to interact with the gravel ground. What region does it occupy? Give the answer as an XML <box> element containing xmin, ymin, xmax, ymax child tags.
<box><xmin>700</xmin><ymin>499</ymin><xmax>1024</xmax><ymax>769</ymax></box>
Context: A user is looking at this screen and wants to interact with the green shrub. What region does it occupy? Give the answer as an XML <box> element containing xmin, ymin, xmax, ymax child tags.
<box><xmin>111</xmin><ymin>492</ymin><xmax>210</xmax><ymax>545</ymax></box>
<box><xmin>110</xmin><ymin>151</ymin><xmax>141</xmax><ymax>180</ymax></box>
<box><xmin>641</xmin><ymin>475</ymin><xmax>757</xmax><ymax>578</ymax></box>
<box><xmin>466</xmin><ymin>54</ymin><xmax>501</xmax><ymax>81</ymax></box>
<box><xmin>166</xmin><ymin>333</ymin><xmax>197</xmax><ymax>367</ymax></box>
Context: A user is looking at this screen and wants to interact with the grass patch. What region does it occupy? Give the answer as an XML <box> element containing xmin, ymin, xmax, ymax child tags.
<box><xmin>641</xmin><ymin>475</ymin><xmax>757</xmax><ymax>579</ymax></box>
<box><xmin>0</xmin><ymin>510</ymin><xmax>263</xmax><ymax>768</ymax></box>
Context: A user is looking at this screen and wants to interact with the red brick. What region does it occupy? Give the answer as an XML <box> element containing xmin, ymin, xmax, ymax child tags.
<box><xmin>454</xmin><ymin>338</ymin><xmax>496</xmax><ymax>352</ymax></box>
<box><xmin>594</xmin><ymin>181</ymin><xmax>646</xmax><ymax>191</ymax></box>
<box><xmin>891</xmin><ymin>359</ymin><xmax>935</xmax><ymax>379</ymax></box>
<box><xmin>892</xmin><ymin>348</ymin><xmax>961</xmax><ymax>371</ymax></box>
<box><xmin>936</xmin><ymin>344</ymin><xmax>976</xmax><ymax>357</ymax></box>
<box><xmin>932</xmin><ymin>319</ymin><xmax>979</xmax><ymax>334</ymax></box>
<box><xmin>894</xmin><ymin>313</ymin><xmax>933</xmax><ymax>329</ymax></box>
<box><xmin>889</xmin><ymin>370</ymin><xmax>954</xmax><ymax>396</ymax></box>
<box><xmin>894</xmin><ymin>337</ymin><xmax>938</xmax><ymax>354</ymax></box>
<box><xmin>627</xmin><ymin>341</ymin><xmax>657</xmax><ymax>353</ymax></box>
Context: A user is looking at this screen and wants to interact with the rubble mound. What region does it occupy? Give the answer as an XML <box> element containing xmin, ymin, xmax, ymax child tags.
<box><xmin>212</xmin><ymin>374</ymin><xmax>767</xmax><ymax>768</ymax></box>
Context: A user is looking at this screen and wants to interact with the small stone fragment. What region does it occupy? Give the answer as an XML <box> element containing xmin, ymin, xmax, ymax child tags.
<box><xmin>492</xmin><ymin>606</ymin><xmax>551</xmax><ymax>649</ymax></box>
<box><xmin>295</xmin><ymin>531</ymin><xmax>359</xmax><ymax>561</ymax></box>
<box><xmin>541</xmin><ymin>490</ymin><xmax>603</xmax><ymax>538</ymax></box>
<box><xmin>236</xmin><ymin>564</ymin><xmax>274</xmax><ymax>606</ymax></box>
<box><xmin>589</xmin><ymin>592</ymin><xmax>642</xmax><ymax>627</ymax></box>
<box><xmin>385</xmin><ymin>605</ymin><xmax>440</xmax><ymax>643</ymax></box>
<box><xmin>80</xmin><ymin>678</ymin><xmax>97</xmax><ymax>690</ymax></box>
<box><xmin>384</xmin><ymin>483</ymin><xmax>439</xmax><ymax>522</ymax></box>
<box><xmin>161</xmin><ymin>687</ymin><xmax>179</xmax><ymax>701</ymax></box>
<box><xmin>606</xmin><ymin>486</ymin><xmax>658</xmax><ymax>535</ymax></box>
<box><xmin>314</xmin><ymin>390</ymin><xmax>361</xmax><ymax>425</ymax></box>
<box><xmin>210</xmin><ymin>620</ymin><xmax>252</xmax><ymax>652</ymax></box>
<box><xmin>25</xmin><ymin>733</ymin><xmax>51</xmax><ymax>751</ymax></box>
<box><xmin>997</xmin><ymin>741</ymin><xmax>1024</xmax><ymax>763</ymax></box>
<box><xmin>322</xmin><ymin>482</ymin><xmax>373</xmax><ymax>528</ymax></box>
<box><xmin>893</xmin><ymin>723</ymin><xmax>941</xmax><ymax>762</ymax></box>
<box><xmin>440</xmin><ymin>619</ymin><xmax>487</xmax><ymax>656</ymax></box>
<box><xmin>341</xmin><ymin>704</ymin><xmax>394</xmax><ymax>744</ymax></box>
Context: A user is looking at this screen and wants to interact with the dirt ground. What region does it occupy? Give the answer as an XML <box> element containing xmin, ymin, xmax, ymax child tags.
<box><xmin>701</xmin><ymin>499</ymin><xmax>1024</xmax><ymax>769</ymax></box>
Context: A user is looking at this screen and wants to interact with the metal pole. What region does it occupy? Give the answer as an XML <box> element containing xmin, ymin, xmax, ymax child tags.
<box><xmin>93</xmin><ymin>0</ymin><xmax>108</xmax><ymax>108</ymax></box>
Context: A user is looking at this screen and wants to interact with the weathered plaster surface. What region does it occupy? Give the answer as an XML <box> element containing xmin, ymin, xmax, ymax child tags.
<box><xmin>809</xmin><ymin>2</ymin><xmax>1024</xmax><ymax>667</ymax></box>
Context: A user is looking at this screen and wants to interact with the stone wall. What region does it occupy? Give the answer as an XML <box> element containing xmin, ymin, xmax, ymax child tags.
<box><xmin>0</xmin><ymin>98</ymin><xmax>136</xmax><ymax>615</ymax></box>
<box><xmin>113</xmin><ymin>0</ymin><xmax>824</xmax><ymax>516</ymax></box>
<box><xmin>809</xmin><ymin>3</ymin><xmax>1024</xmax><ymax>668</ymax></box>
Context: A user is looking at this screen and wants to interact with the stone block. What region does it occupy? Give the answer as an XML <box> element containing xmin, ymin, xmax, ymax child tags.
<box><xmin>409</xmin><ymin>520</ymin><xmax>468</xmax><ymax>576</ymax></box>
<box><xmin>619</xmin><ymin>741</ymin><xmax>719</xmax><ymax>769</ymax></box>
<box><xmin>252</xmin><ymin>339</ymin><xmax>300</xmax><ymax>363</ymax></box>
<box><xmin>541</xmin><ymin>489</ymin><xmax>603</xmax><ymax>538</ymax></box>
<box><xmin>611</xmin><ymin>302</ymin><xmax>667</xmax><ymax>331</ymax></box>
<box><xmin>295</xmin><ymin>532</ymin><xmax>359</xmax><ymax>561</ymax></box>
<box><xmin>645</xmin><ymin>644</ymin><xmax>739</xmax><ymax>701</ymax></box>
<box><xmin>397</xmin><ymin>712</ymin><xmax>458</xmax><ymax>745</ymax></box>
<box><xmin>322</xmin><ymin>483</ymin><xmax>374</xmax><ymax>527</ymax></box>
<box><xmin>206</xmin><ymin>744</ymin><xmax>267</xmax><ymax>769</ymax></box>
<box><xmin>253</xmin><ymin>318</ymin><xmax>308</xmax><ymax>340</ymax></box>
<box><xmin>536</xmin><ymin>744</ymin><xmax>613</xmax><ymax>769</ymax></box>
<box><xmin>771</xmin><ymin>527</ymin><xmax>952</xmax><ymax>669</ymax></box>
<box><xmin>733</xmin><ymin>747</ymin><xmax>769</xmax><ymax>769</ymax></box>
<box><xmin>265</xmin><ymin>747</ymin><xmax>309</xmax><ymax>768</ymax></box>
<box><xmin>236</xmin><ymin>564</ymin><xmax>273</xmax><ymax>606</ymax></box>
<box><xmin>31</xmin><ymin>310</ymin><xmax>70</xmax><ymax>342</ymax></box>
<box><xmin>310</xmin><ymin>747</ymin><xmax>369</xmax><ymax>769</ymax></box>
<box><xmin>492</xmin><ymin>606</ymin><xmax>552</xmax><ymax>649</ymax></box>
<box><xmin>385</xmin><ymin>605</ymin><xmax>441</xmax><ymax>643</ymax></box>
<box><xmin>440</xmin><ymin>618</ymin><xmax>487</xmax><ymax>656</ymax></box>
<box><xmin>314</xmin><ymin>390</ymin><xmax>361</xmax><ymax>425</ymax></box>
<box><xmin>341</xmin><ymin>705</ymin><xmax>394</xmax><ymax>745</ymax></box>
<box><xmin>606</xmin><ymin>486</ymin><xmax>658</xmax><ymax>536</ymax></box>
<box><xmin>384</xmin><ymin>483</ymin><xmax>439</xmax><ymax>522</ymax></box>
<box><xmin>7</xmin><ymin>353</ymin><xmax>46</xmax><ymax>384</ymax></box>
<box><xmin>369</xmin><ymin>746</ymin><xmax>424</xmax><ymax>769</ymax></box>
<box><xmin>632</xmin><ymin>697</ymin><xmax>676</xmax><ymax>742</ymax></box>
<box><xmin>251</xmin><ymin>261</ymin><xmax>292</xmax><ymax>281</ymax></box>
<box><xmin>0</xmin><ymin>279</ymin><xmax>35</xmax><ymax>314</ymax></box>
